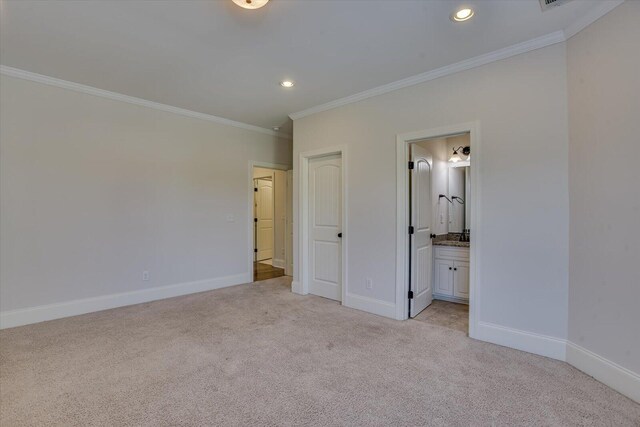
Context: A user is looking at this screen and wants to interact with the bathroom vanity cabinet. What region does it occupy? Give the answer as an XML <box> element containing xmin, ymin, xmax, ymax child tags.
<box><xmin>433</xmin><ymin>246</ymin><xmax>469</xmax><ymax>304</ymax></box>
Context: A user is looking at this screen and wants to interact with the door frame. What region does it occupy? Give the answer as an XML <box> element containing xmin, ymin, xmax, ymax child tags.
<box><xmin>295</xmin><ymin>146</ymin><xmax>347</xmax><ymax>303</ymax></box>
<box><xmin>248</xmin><ymin>161</ymin><xmax>290</xmax><ymax>281</ymax></box>
<box><xmin>395</xmin><ymin>122</ymin><xmax>480</xmax><ymax>339</ymax></box>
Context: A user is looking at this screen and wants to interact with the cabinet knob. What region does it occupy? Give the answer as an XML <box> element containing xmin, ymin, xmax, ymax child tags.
<box><xmin>454</xmin><ymin>268</ymin><xmax>457</xmax><ymax>271</ymax></box>
<box><xmin>449</xmin><ymin>267</ymin><xmax>452</xmax><ymax>270</ymax></box>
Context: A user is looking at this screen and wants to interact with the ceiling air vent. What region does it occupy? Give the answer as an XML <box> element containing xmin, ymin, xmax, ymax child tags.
<box><xmin>540</xmin><ymin>0</ymin><xmax>574</xmax><ymax>11</ymax></box>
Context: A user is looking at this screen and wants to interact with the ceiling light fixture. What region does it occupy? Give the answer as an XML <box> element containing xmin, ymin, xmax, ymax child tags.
<box><xmin>232</xmin><ymin>0</ymin><xmax>269</xmax><ymax>10</ymax></box>
<box><xmin>280</xmin><ymin>80</ymin><xmax>295</xmax><ymax>88</ymax></box>
<box><xmin>451</xmin><ymin>7</ymin><xmax>474</xmax><ymax>22</ymax></box>
<box><xmin>272</xmin><ymin>126</ymin><xmax>280</xmax><ymax>131</ymax></box>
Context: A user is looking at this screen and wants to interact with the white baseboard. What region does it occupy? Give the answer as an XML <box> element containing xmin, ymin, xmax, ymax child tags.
<box><xmin>272</xmin><ymin>258</ymin><xmax>285</xmax><ymax>269</ymax></box>
<box><xmin>0</xmin><ymin>273</ymin><xmax>251</xmax><ymax>330</ymax></box>
<box><xmin>566</xmin><ymin>341</ymin><xmax>640</xmax><ymax>403</ymax></box>
<box><xmin>344</xmin><ymin>293</ymin><xmax>396</xmax><ymax>319</ymax></box>
<box><xmin>475</xmin><ymin>321</ymin><xmax>567</xmax><ymax>361</ymax></box>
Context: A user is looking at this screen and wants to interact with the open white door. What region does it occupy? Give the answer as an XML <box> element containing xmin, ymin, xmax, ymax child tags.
<box><xmin>255</xmin><ymin>178</ymin><xmax>274</xmax><ymax>261</ymax></box>
<box><xmin>410</xmin><ymin>145</ymin><xmax>433</xmax><ymax>317</ymax></box>
<box><xmin>308</xmin><ymin>154</ymin><xmax>342</xmax><ymax>301</ymax></box>
<box><xmin>285</xmin><ymin>170</ymin><xmax>294</xmax><ymax>276</ymax></box>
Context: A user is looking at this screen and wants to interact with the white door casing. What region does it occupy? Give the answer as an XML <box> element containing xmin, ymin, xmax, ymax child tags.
<box><xmin>410</xmin><ymin>145</ymin><xmax>434</xmax><ymax>317</ymax></box>
<box><xmin>308</xmin><ymin>154</ymin><xmax>342</xmax><ymax>301</ymax></box>
<box><xmin>256</xmin><ymin>178</ymin><xmax>274</xmax><ymax>261</ymax></box>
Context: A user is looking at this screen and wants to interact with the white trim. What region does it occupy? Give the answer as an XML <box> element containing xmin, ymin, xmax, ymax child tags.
<box><xmin>0</xmin><ymin>273</ymin><xmax>251</xmax><ymax>330</ymax></box>
<box><xmin>0</xmin><ymin>65</ymin><xmax>292</xmax><ymax>140</ymax></box>
<box><xmin>290</xmin><ymin>1</ymin><xmax>625</xmax><ymax>122</ymax></box>
<box><xmin>344</xmin><ymin>294</ymin><xmax>396</xmax><ymax>319</ymax></box>
<box><xmin>296</xmin><ymin>146</ymin><xmax>348</xmax><ymax>303</ymax></box>
<box><xmin>567</xmin><ymin>341</ymin><xmax>640</xmax><ymax>403</ymax></box>
<box><xmin>563</xmin><ymin>0</ymin><xmax>624</xmax><ymax>40</ymax></box>
<box><xmin>291</xmin><ymin>280</ymin><xmax>304</xmax><ymax>295</ymax></box>
<box><xmin>272</xmin><ymin>258</ymin><xmax>285</xmax><ymax>269</ymax></box>
<box><xmin>248</xmin><ymin>161</ymin><xmax>291</xmax><ymax>281</ymax></box>
<box><xmin>475</xmin><ymin>321</ymin><xmax>567</xmax><ymax>361</ymax></box>
<box><xmin>289</xmin><ymin>32</ymin><xmax>565</xmax><ymax>120</ymax></box>
<box><xmin>395</xmin><ymin>122</ymin><xmax>481</xmax><ymax>342</ymax></box>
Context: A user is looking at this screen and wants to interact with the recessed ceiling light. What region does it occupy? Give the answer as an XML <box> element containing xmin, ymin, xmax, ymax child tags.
<box><xmin>272</xmin><ymin>126</ymin><xmax>280</xmax><ymax>131</ymax></box>
<box><xmin>232</xmin><ymin>0</ymin><xmax>269</xmax><ymax>10</ymax></box>
<box><xmin>280</xmin><ymin>80</ymin><xmax>295</xmax><ymax>88</ymax></box>
<box><xmin>451</xmin><ymin>7</ymin><xmax>474</xmax><ymax>22</ymax></box>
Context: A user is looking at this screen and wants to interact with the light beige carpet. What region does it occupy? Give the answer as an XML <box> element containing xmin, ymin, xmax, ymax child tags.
<box><xmin>1</xmin><ymin>276</ymin><xmax>639</xmax><ymax>426</ymax></box>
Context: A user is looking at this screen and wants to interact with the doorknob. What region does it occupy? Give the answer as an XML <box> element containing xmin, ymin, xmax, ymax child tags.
<box><xmin>338</xmin><ymin>232</ymin><xmax>342</xmax><ymax>238</ymax></box>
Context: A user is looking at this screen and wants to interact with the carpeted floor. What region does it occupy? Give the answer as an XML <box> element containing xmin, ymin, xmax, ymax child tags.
<box><xmin>1</xmin><ymin>276</ymin><xmax>639</xmax><ymax>426</ymax></box>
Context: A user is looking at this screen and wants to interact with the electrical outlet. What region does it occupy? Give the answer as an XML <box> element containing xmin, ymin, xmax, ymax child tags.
<box><xmin>365</xmin><ymin>278</ymin><xmax>373</xmax><ymax>290</ymax></box>
<box><xmin>142</xmin><ymin>270</ymin><xmax>150</xmax><ymax>281</ymax></box>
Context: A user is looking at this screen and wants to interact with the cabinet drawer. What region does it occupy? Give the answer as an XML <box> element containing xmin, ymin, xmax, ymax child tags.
<box><xmin>434</xmin><ymin>246</ymin><xmax>469</xmax><ymax>261</ymax></box>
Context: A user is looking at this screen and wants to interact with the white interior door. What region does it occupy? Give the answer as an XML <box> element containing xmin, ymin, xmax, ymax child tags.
<box><xmin>285</xmin><ymin>170</ymin><xmax>294</xmax><ymax>276</ymax></box>
<box><xmin>308</xmin><ymin>154</ymin><xmax>342</xmax><ymax>301</ymax></box>
<box><xmin>256</xmin><ymin>178</ymin><xmax>273</xmax><ymax>261</ymax></box>
<box><xmin>410</xmin><ymin>145</ymin><xmax>433</xmax><ymax>317</ymax></box>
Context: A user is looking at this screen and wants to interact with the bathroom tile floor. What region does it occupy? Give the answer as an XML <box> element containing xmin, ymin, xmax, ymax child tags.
<box><xmin>413</xmin><ymin>299</ymin><xmax>469</xmax><ymax>333</ymax></box>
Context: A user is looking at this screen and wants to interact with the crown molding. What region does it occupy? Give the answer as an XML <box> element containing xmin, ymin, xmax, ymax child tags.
<box><xmin>563</xmin><ymin>0</ymin><xmax>624</xmax><ymax>40</ymax></box>
<box><xmin>289</xmin><ymin>31</ymin><xmax>565</xmax><ymax>120</ymax></box>
<box><xmin>289</xmin><ymin>1</ymin><xmax>624</xmax><ymax>122</ymax></box>
<box><xmin>0</xmin><ymin>65</ymin><xmax>292</xmax><ymax>140</ymax></box>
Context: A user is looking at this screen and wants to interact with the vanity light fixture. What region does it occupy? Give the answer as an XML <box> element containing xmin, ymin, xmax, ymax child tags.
<box><xmin>449</xmin><ymin>146</ymin><xmax>471</xmax><ymax>163</ymax></box>
<box><xmin>232</xmin><ymin>0</ymin><xmax>269</xmax><ymax>9</ymax></box>
<box><xmin>280</xmin><ymin>80</ymin><xmax>295</xmax><ymax>88</ymax></box>
<box><xmin>451</xmin><ymin>7</ymin><xmax>474</xmax><ymax>22</ymax></box>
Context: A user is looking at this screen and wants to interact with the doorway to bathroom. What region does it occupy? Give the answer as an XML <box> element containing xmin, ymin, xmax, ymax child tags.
<box><xmin>395</xmin><ymin>122</ymin><xmax>478</xmax><ymax>337</ymax></box>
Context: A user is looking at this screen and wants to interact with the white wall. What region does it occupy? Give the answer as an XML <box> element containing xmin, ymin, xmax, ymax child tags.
<box><xmin>567</xmin><ymin>0</ymin><xmax>640</xmax><ymax>394</ymax></box>
<box><xmin>0</xmin><ymin>74</ymin><xmax>292</xmax><ymax>325</ymax></box>
<box><xmin>293</xmin><ymin>43</ymin><xmax>569</xmax><ymax>342</ymax></box>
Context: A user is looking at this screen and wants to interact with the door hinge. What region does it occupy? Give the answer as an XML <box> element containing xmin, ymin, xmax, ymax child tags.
<box><xmin>254</xmin><ymin>187</ymin><xmax>258</xmax><ymax>192</ymax></box>
<box><xmin>254</xmin><ymin>248</ymin><xmax>258</xmax><ymax>253</ymax></box>
<box><xmin>408</xmin><ymin>291</ymin><xmax>414</xmax><ymax>299</ymax></box>
<box><xmin>408</xmin><ymin>226</ymin><xmax>414</xmax><ymax>235</ymax></box>
<box><xmin>408</xmin><ymin>161</ymin><xmax>415</xmax><ymax>170</ymax></box>
<box><xmin>254</xmin><ymin>218</ymin><xmax>258</xmax><ymax>222</ymax></box>
<box><xmin>430</xmin><ymin>233</ymin><xmax>436</xmax><ymax>239</ymax></box>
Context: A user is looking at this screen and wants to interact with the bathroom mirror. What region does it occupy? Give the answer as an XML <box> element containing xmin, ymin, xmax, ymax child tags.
<box><xmin>448</xmin><ymin>166</ymin><xmax>470</xmax><ymax>232</ymax></box>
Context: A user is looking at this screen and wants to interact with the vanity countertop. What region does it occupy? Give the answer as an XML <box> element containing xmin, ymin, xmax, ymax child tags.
<box><xmin>433</xmin><ymin>240</ymin><xmax>470</xmax><ymax>248</ymax></box>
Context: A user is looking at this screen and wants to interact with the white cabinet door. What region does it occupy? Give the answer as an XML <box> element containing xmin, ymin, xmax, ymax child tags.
<box><xmin>410</xmin><ymin>145</ymin><xmax>434</xmax><ymax>317</ymax></box>
<box><xmin>453</xmin><ymin>261</ymin><xmax>470</xmax><ymax>299</ymax></box>
<box><xmin>308</xmin><ymin>154</ymin><xmax>342</xmax><ymax>301</ymax></box>
<box><xmin>434</xmin><ymin>259</ymin><xmax>453</xmax><ymax>296</ymax></box>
